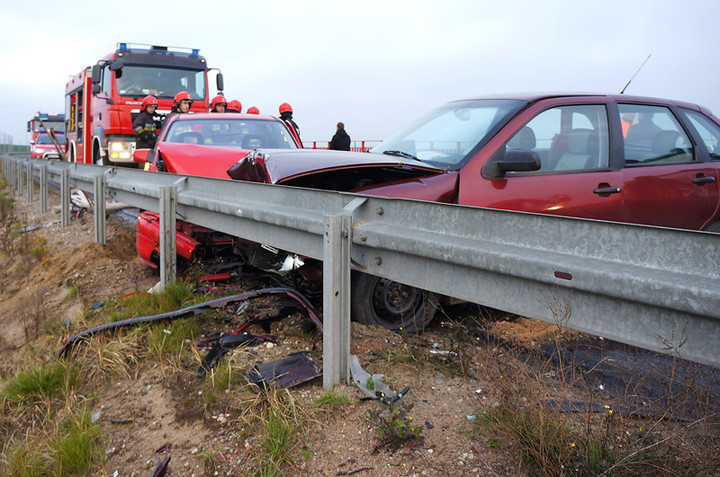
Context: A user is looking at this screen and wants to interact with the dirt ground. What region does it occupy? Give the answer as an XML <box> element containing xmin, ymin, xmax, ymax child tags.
<box><xmin>0</xmin><ymin>184</ymin><xmax>583</xmax><ymax>476</ymax></box>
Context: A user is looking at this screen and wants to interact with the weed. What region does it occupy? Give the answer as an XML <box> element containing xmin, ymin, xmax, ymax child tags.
<box><xmin>146</xmin><ymin>317</ymin><xmax>201</xmax><ymax>360</ymax></box>
<box><xmin>3</xmin><ymin>361</ymin><xmax>80</xmax><ymax>405</ymax></box>
<box><xmin>313</xmin><ymin>388</ymin><xmax>353</xmax><ymax>412</ymax></box>
<box><xmin>48</xmin><ymin>407</ymin><xmax>103</xmax><ymax>475</ymax></box>
<box><xmin>204</xmin><ymin>361</ymin><xmax>246</xmax><ymax>405</ymax></box>
<box><xmin>368</xmin><ymin>401</ymin><xmax>422</xmax><ymax>443</ymax></box>
<box><xmin>2</xmin><ymin>440</ymin><xmax>51</xmax><ymax>477</ymax></box>
<box><xmin>377</xmin><ymin>343</ymin><xmax>418</xmax><ymax>365</ymax></box>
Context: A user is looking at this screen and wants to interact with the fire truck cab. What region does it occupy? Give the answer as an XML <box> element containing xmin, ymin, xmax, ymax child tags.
<box><xmin>65</xmin><ymin>43</ymin><xmax>223</xmax><ymax>166</ymax></box>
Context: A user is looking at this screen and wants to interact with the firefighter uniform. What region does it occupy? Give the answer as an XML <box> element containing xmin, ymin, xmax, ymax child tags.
<box><xmin>133</xmin><ymin>109</ymin><xmax>158</xmax><ymax>149</ymax></box>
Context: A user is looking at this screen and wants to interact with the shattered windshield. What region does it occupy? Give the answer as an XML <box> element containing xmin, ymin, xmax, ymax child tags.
<box><xmin>164</xmin><ymin>118</ymin><xmax>299</xmax><ymax>149</ymax></box>
<box><xmin>371</xmin><ymin>99</ymin><xmax>526</xmax><ymax>169</ymax></box>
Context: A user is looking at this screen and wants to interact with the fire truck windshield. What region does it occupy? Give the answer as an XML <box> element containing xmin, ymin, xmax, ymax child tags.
<box><xmin>32</xmin><ymin>120</ymin><xmax>64</xmax><ymax>133</ymax></box>
<box><xmin>115</xmin><ymin>66</ymin><xmax>207</xmax><ymax>100</ymax></box>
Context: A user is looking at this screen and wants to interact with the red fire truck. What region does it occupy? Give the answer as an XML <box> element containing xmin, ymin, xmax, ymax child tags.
<box><xmin>64</xmin><ymin>43</ymin><xmax>223</xmax><ymax>165</ymax></box>
<box><xmin>27</xmin><ymin>113</ymin><xmax>65</xmax><ymax>143</ymax></box>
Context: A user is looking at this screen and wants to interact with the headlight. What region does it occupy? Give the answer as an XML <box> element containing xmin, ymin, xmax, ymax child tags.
<box><xmin>109</xmin><ymin>140</ymin><xmax>133</xmax><ymax>160</ymax></box>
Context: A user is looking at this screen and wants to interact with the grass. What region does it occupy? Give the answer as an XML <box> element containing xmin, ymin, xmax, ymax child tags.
<box><xmin>48</xmin><ymin>407</ymin><xmax>103</xmax><ymax>475</ymax></box>
<box><xmin>2</xmin><ymin>441</ymin><xmax>51</xmax><ymax>477</ymax></box>
<box><xmin>3</xmin><ymin>360</ymin><xmax>80</xmax><ymax>405</ymax></box>
<box><xmin>313</xmin><ymin>388</ymin><xmax>353</xmax><ymax>412</ymax></box>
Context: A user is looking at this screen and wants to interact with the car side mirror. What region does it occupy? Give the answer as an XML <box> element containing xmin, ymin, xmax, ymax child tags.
<box><xmin>483</xmin><ymin>148</ymin><xmax>541</xmax><ymax>179</ymax></box>
<box><xmin>497</xmin><ymin>149</ymin><xmax>541</xmax><ymax>173</ymax></box>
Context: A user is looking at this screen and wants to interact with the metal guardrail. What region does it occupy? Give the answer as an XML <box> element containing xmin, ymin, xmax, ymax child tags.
<box><xmin>2</xmin><ymin>156</ymin><xmax>719</xmax><ymax>386</ymax></box>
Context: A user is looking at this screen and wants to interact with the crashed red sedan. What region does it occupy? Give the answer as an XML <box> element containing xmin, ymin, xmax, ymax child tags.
<box><xmin>138</xmin><ymin>94</ymin><xmax>720</xmax><ymax>331</ymax></box>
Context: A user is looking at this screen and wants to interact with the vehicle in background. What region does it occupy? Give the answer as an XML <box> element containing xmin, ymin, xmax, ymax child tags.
<box><xmin>140</xmin><ymin>93</ymin><xmax>720</xmax><ymax>332</ymax></box>
<box><xmin>31</xmin><ymin>133</ymin><xmax>66</xmax><ymax>159</ymax></box>
<box><xmin>27</xmin><ymin>113</ymin><xmax>64</xmax><ymax>144</ymax></box>
<box><xmin>65</xmin><ymin>43</ymin><xmax>223</xmax><ymax>166</ymax></box>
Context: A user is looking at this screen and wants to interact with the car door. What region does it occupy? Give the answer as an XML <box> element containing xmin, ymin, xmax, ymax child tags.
<box><xmin>618</xmin><ymin>104</ymin><xmax>719</xmax><ymax>230</ymax></box>
<box><xmin>460</xmin><ymin>102</ymin><xmax>625</xmax><ymax>222</ymax></box>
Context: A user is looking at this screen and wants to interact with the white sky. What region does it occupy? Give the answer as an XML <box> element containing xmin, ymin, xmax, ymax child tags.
<box><xmin>1</xmin><ymin>0</ymin><xmax>718</xmax><ymax>146</ymax></box>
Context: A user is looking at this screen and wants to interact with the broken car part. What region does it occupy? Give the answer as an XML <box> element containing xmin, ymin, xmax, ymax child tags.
<box><xmin>58</xmin><ymin>287</ymin><xmax>321</xmax><ymax>357</ymax></box>
<box><xmin>245</xmin><ymin>352</ymin><xmax>322</xmax><ymax>389</ymax></box>
<box><xmin>349</xmin><ymin>354</ymin><xmax>410</xmax><ymax>407</ymax></box>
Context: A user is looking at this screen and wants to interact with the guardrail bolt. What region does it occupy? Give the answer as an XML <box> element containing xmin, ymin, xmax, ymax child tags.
<box><xmin>375</xmin><ymin>257</ymin><xmax>382</xmax><ymax>265</ymax></box>
<box><xmin>376</xmin><ymin>207</ymin><xmax>384</xmax><ymax>215</ymax></box>
<box><xmin>360</xmin><ymin>234</ymin><xmax>367</xmax><ymax>242</ymax></box>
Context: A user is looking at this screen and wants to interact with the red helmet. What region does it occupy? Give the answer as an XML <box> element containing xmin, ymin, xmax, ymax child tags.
<box><xmin>211</xmin><ymin>94</ymin><xmax>227</xmax><ymax>110</ymax></box>
<box><xmin>279</xmin><ymin>102</ymin><xmax>293</xmax><ymax>114</ymax></box>
<box><xmin>227</xmin><ymin>100</ymin><xmax>242</xmax><ymax>113</ymax></box>
<box><xmin>247</xmin><ymin>106</ymin><xmax>260</xmax><ymax>114</ymax></box>
<box><xmin>141</xmin><ymin>95</ymin><xmax>158</xmax><ymax>108</ymax></box>
<box><xmin>173</xmin><ymin>91</ymin><xmax>193</xmax><ymax>106</ymax></box>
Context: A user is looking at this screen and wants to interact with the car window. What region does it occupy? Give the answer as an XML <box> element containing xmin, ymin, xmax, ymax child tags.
<box><xmin>618</xmin><ymin>104</ymin><xmax>693</xmax><ymax>165</ymax></box>
<box><xmin>164</xmin><ymin>118</ymin><xmax>298</xmax><ymax>149</ymax></box>
<box><xmin>505</xmin><ymin>104</ymin><xmax>610</xmax><ymax>173</ymax></box>
<box><xmin>681</xmin><ymin>109</ymin><xmax>720</xmax><ymax>157</ymax></box>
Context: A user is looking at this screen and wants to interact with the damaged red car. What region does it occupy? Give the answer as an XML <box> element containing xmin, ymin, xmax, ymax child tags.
<box><xmin>138</xmin><ymin>94</ymin><xmax>720</xmax><ymax>332</ymax></box>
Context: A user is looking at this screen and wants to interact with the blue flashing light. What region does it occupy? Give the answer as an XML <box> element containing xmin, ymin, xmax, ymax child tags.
<box><xmin>119</xmin><ymin>43</ymin><xmax>127</xmax><ymax>50</ymax></box>
<box><xmin>192</xmin><ymin>49</ymin><xmax>199</xmax><ymax>55</ymax></box>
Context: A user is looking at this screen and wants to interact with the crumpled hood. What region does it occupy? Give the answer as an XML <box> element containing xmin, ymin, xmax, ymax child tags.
<box><xmin>226</xmin><ymin>148</ymin><xmax>444</xmax><ymax>185</ymax></box>
<box><xmin>157</xmin><ymin>143</ymin><xmax>253</xmax><ymax>179</ymax></box>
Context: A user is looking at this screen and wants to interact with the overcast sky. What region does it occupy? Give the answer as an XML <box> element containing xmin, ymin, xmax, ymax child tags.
<box><xmin>1</xmin><ymin>0</ymin><xmax>717</xmax><ymax>146</ymax></box>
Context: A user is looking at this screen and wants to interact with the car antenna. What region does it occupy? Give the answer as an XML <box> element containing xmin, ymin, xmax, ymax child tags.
<box><xmin>620</xmin><ymin>54</ymin><xmax>652</xmax><ymax>94</ymax></box>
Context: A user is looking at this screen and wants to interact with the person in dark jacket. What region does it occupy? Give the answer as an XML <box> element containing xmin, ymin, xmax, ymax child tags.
<box><xmin>133</xmin><ymin>95</ymin><xmax>159</xmax><ymax>149</ymax></box>
<box><xmin>329</xmin><ymin>122</ymin><xmax>351</xmax><ymax>151</ymax></box>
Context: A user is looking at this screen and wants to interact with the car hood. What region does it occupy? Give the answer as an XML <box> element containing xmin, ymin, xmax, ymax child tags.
<box><xmin>226</xmin><ymin>149</ymin><xmax>445</xmax><ymax>187</ymax></box>
<box><xmin>157</xmin><ymin>143</ymin><xmax>254</xmax><ymax>179</ymax></box>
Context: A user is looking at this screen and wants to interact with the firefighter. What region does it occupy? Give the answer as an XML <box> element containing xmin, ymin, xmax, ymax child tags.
<box><xmin>247</xmin><ymin>106</ymin><xmax>260</xmax><ymax>114</ymax></box>
<box><xmin>227</xmin><ymin>100</ymin><xmax>242</xmax><ymax>113</ymax></box>
<box><xmin>133</xmin><ymin>95</ymin><xmax>159</xmax><ymax>149</ymax></box>
<box><xmin>211</xmin><ymin>94</ymin><xmax>227</xmax><ymax>113</ymax></box>
<box><xmin>173</xmin><ymin>91</ymin><xmax>193</xmax><ymax>114</ymax></box>
<box><xmin>161</xmin><ymin>91</ymin><xmax>193</xmax><ymax>130</ymax></box>
<box><xmin>279</xmin><ymin>102</ymin><xmax>300</xmax><ymax>140</ymax></box>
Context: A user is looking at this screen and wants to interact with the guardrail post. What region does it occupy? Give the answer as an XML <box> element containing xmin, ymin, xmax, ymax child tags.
<box><xmin>61</xmin><ymin>169</ymin><xmax>70</xmax><ymax>227</ymax></box>
<box><xmin>16</xmin><ymin>161</ymin><xmax>23</xmax><ymax>195</ymax></box>
<box><xmin>159</xmin><ymin>186</ymin><xmax>177</xmax><ymax>288</ymax></box>
<box><xmin>26</xmin><ymin>162</ymin><xmax>34</xmax><ymax>203</ymax></box>
<box><xmin>94</xmin><ymin>175</ymin><xmax>106</xmax><ymax>244</ymax></box>
<box><xmin>322</xmin><ymin>214</ymin><xmax>352</xmax><ymax>389</ymax></box>
<box><xmin>40</xmin><ymin>165</ymin><xmax>48</xmax><ymax>213</ymax></box>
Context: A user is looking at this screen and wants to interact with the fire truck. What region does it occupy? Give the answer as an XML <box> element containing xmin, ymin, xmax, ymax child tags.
<box><xmin>27</xmin><ymin>113</ymin><xmax>65</xmax><ymax>143</ymax></box>
<box><xmin>64</xmin><ymin>43</ymin><xmax>223</xmax><ymax>165</ymax></box>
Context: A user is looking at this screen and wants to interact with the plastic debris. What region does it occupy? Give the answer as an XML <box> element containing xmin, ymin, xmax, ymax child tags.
<box><xmin>349</xmin><ymin>355</ymin><xmax>410</xmax><ymax>407</ymax></box>
<box><xmin>245</xmin><ymin>352</ymin><xmax>321</xmax><ymax>389</ymax></box>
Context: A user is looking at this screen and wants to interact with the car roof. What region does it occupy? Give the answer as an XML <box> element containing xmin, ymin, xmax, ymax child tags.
<box><xmin>452</xmin><ymin>92</ymin><xmax>703</xmax><ymax>110</ymax></box>
<box><xmin>172</xmin><ymin>112</ymin><xmax>280</xmax><ymax>121</ymax></box>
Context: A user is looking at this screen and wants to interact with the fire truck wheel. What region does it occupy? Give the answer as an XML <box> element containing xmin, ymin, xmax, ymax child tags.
<box><xmin>351</xmin><ymin>271</ymin><xmax>438</xmax><ymax>333</ymax></box>
<box><xmin>93</xmin><ymin>142</ymin><xmax>105</xmax><ymax>165</ymax></box>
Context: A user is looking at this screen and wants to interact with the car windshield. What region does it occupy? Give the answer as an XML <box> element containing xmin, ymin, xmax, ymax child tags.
<box><xmin>371</xmin><ymin>99</ymin><xmax>526</xmax><ymax>169</ymax></box>
<box><xmin>164</xmin><ymin>118</ymin><xmax>299</xmax><ymax>149</ymax></box>
<box><xmin>36</xmin><ymin>135</ymin><xmax>62</xmax><ymax>145</ymax></box>
<box><xmin>116</xmin><ymin>65</ymin><xmax>207</xmax><ymax>100</ymax></box>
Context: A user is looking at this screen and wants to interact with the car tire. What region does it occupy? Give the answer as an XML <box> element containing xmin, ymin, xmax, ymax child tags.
<box><xmin>351</xmin><ymin>271</ymin><xmax>438</xmax><ymax>333</ymax></box>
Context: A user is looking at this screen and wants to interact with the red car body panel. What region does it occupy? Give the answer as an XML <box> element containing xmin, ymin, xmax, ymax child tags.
<box><xmin>156</xmin><ymin>143</ymin><xmax>252</xmax><ymax>179</ymax></box>
<box><xmin>137</xmin><ymin>93</ymin><xmax>720</xmax><ymax>268</ymax></box>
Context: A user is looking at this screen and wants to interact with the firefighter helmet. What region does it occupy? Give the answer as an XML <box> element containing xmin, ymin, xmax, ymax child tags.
<box><xmin>211</xmin><ymin>94</ymin><xmax>227</xmax><ymax>111</ymax></box>
<box><xmin>141</xmin><ymin>95</ymin><xmax>158</xmax><ymax>108</ymax></box>
<box><xmin>247</xmin><ymin>106</ymin><xmax>260</xmax><ymax>114</ymax></box>
<box><xmin>173</xmin><ymin>91</ymin><xmax>193</xmax><ymax>106</ymax></box>
<box><xmin>227</xmin><ymin>100</ymin><xmax>242</xmax><ymax>113</ymax></box>
<box><xmin>279</xmin><ymin>102</ymin><xmax>293</xmax><ymax>114</ymax></box>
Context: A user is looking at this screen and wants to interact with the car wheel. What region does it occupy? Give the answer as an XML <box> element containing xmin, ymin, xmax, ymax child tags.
<box><xmin>351</xmin><ymin>271</ymin><xmax>438</xmax><ymax>333</ymax></box>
